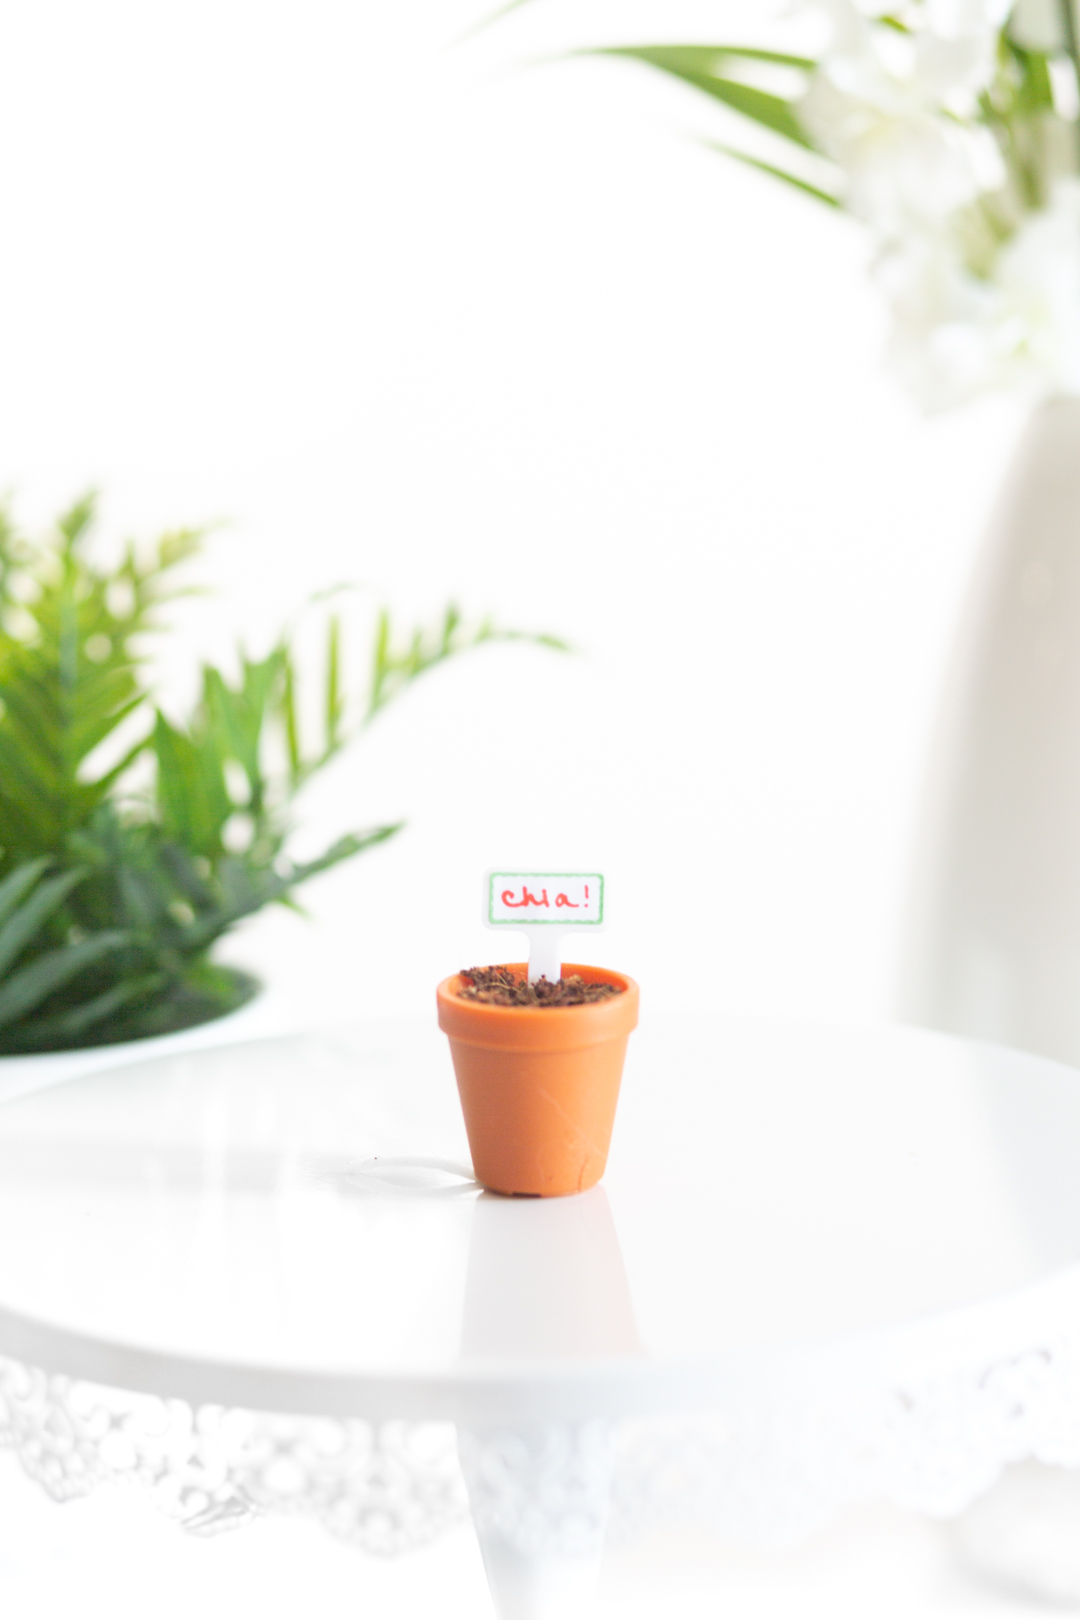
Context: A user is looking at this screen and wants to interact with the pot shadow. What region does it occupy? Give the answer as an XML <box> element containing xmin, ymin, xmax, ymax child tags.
<box><xmin>459</xmin><ymin>1184</ymin><xmax>640</xmax><ymax>1362</ymax></box>
<box><xmin>338</xmin><ymin>1155</ymin><xmax>481</xmax><ymax>1199</ymax></box>
<box><xmin>455</xmin><ymin>1187</ymin><xmax>638</xmax><ymax>1620</ymax></box>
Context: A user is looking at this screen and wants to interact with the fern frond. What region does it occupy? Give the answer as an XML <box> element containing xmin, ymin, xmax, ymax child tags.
<box><xmin>0</xmin><ymin>498</ymin><xmax>564</xmax><ymax>1052</ymax></box>
<box><xmin>0</xmin><ymin>496</ymin><xmax>201</xmax><ymax>861</ymax></box>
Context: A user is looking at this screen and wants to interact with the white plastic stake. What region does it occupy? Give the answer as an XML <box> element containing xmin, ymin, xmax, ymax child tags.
<box><xmin>484</xmin><ymin>872</ymin><xmax>604</xmax><ymax>984</ymax></box>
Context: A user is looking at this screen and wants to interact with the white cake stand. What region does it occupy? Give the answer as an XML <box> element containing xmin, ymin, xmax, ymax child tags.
<box><xmin>1</xmin><ymin>1017</ymin><xmax>1079</xmax><ymax>1619</ymax></box>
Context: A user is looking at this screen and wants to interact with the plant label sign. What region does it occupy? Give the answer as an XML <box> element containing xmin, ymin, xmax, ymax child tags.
<box><xmin>487</xmin><ymin>873</ymin><xmax>603</xmax><ymax>925</ymax></box>
<box><xmin>485</xmin><ymin>872</ymin><xmax>604</xmax><ymax>984</ymax></box>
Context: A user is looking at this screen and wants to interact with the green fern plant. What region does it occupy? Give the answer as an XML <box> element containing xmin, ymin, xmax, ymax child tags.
<box><xmin>0</xmin><ymin>861</ymin><xmax>131</xmax><ymax>1048</ymax></box>
<box><xmin>0</xmin><ymin>498</ymin><xmax>562</xmax><ymax>1053</ymax></box>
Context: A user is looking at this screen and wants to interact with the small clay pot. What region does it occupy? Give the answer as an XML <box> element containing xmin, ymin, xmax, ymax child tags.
<box><xmin>436</xmin><ymin>963</ymin><xmax>639</xmax><ymax>1197</ymax></box>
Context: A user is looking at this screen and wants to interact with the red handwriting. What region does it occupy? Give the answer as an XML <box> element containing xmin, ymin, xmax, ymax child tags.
<box><xmin>501</xmin><ymin>887</ymin><xmax>550</xmax><ymax>908</ymax></box>
<box><xmin>495</xmin><ymin>879</ymin><xmax>596</xmax><ymax>917</ymax></box>
<box><xmin>502</xmin><ymin>886</ymin><xmax>588</xmax><ymax>910</ymax></box>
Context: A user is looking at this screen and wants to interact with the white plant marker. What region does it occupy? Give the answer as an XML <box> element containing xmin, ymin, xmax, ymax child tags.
<box><xmin>484</xmin><ymin>872</ymin><xmax>604</xmax><ymax>984</ymax></box>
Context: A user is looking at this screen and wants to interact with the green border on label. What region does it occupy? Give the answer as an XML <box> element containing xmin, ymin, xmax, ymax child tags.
<box><xmin>488</xmin><ymin>872</ymin><xmax>604</xmax><ymax>926</ymax></box>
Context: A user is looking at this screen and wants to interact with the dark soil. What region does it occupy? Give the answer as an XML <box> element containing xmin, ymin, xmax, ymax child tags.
<box><xmin>457</xmin><ymin>965</ymin><xmax>624</xmax><ymax>1008</ymax></box>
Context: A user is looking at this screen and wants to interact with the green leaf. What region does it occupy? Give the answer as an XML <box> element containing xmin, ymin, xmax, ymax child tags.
<box><xmin>14</xmin><ymin>972</ymin><xmax>167</xmax><ymax>1045</ymax></box>
<box><xmin>0</xmin><ymin>930</ymin><xmax>130</xmax><ymax>1029</ymax></box>
<box><xmin>326</xmin><ymin>614</ymin><xmax>343</xmax><ymax>754</ymax></box>
<box><xmin>281</xmin><ymin>648</ymin><xmax>302</xmax><ymax>785</ymax></box>
<box><xmin>56</xmin><ymin>492</ymin><xmax>96</xmax><ymax>551</ymax></box>
<box><xmin>601</xmin><ymin>43</ymin><xmax>816</xmax><ymax>74</ymax></box>
<box><xmin>370</xmin><ymin>608</ymin><xmax>392</xmax><ymax>718</ymax></box>
<box><xmin>1008</xmin><ymin>41</ymin><xmax>1055</xmax><ymax>114</ymax></box>
<box><xmin>174</xmin><ymin>825</ymin><xmax>403</xmax><ymax>952</ymax></box>
<box><xmin>364</xmin><ymin>607</ymin><xmax>566</xmax><ymax>725</ymax></box>
<box><xmin>156</xmin><ymin>842</ymin><xmax>216</xmax><ymax>908</ymax></box>
<box><xmin>706</xmin><ymin>141</ymin><xmax>843</xmax><ymax>206</ymax></box>
<box><xmin>117</xmin><ymin>860</ymin><xmax>168</xmax><ymax>935</ymax></box>
<box><xmin>597</xmin><ymin>46</ymin><xmax>816</xmax><ymax>151</ymax></box>
<box><xmin>0</xmin><ymin>859</ymin><xmax>50</xmax><ymax>929</ymax></box>
<box><xmin>200</xmin><ymin>650</ymin><xmax>284</xmax><ymax>818</ymax></box>
<box><xmin>289</xmin><ymin>824</ymin><xmax>403</xmax><ymax>883</ymax></box>
<box><xmin>152</xmin><ymin>710</ymin><xmax>232</xmax><ymax>858</ymax></box>
<box><xmin>495</xmin><ymin>628</ymin><xmax>572</xmax><ymax>652</ymax></box>
<box><xmin>86</xmin><ymin>727</ymin><xmax>155</xmax><ymax>802</ymax></box>
<box><xmin>451</xmin><ymin>0</ymin><xmax>533</xmax><ymax>45</ymax></box>
<box><xmin>0</xmin><ymin>494</ymin><xmax>204</xmax><ymax>858</ymax></box>
<box><xmin>0</xmin><ymin>867</ymin><xmax>87</xmax><ymax>979</ymax></box>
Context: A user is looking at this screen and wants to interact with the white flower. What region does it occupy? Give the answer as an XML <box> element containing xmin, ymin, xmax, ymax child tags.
<box><xmin>784</xmin><ymin>0</ymin><xmax>1080</xmax><ymax>408</ymax></box>
<box><xmin>800</xmin><ymin>0</ymin><xmax>1007</xmax><ymax>233</ymax></box>
<box><xmin>995</xmin><ymin>180</ymin><xmax>1080</xmax><ymax>393</ymax></box>
<box><xmin>812</xmin><ymin>0</ymin><xmax>1006</xmax><ymax>103</ymax></box>
<box><xmin>924</xmin><ymin>0</ymin><xmax>1013</xmax><ymax>43</ymax></box>
<box><xmin>1008</xmin><ymin>0</ymin><xmax>1064</xmax><ymax>51</ymax></box>
<box><xmin>803</xmin><ymin>74</ymin><xmax>1000</xmax><ymax>230</ymax></box>
<box><xmin>876</xmin><ymin>183</ymin><xmax>1080</xmax><ymax>409</ymax></box>
<box><xmin>876</xmin><ymin>232</ymin><xmax>1014</xmax><ymax>407</ymax></box>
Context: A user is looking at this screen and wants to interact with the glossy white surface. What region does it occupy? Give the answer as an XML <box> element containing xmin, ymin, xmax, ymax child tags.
<box><xmin>0</xmin><ymin>1018</ymin><xmax>1077</xmax><ymax>1419</ymax></box>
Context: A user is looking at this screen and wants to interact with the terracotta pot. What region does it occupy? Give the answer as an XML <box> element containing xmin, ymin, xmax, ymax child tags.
<box><xmin>436</xmin><ymin>963</ymin><xmax>639</xmax><ymax>1197</ymax></box>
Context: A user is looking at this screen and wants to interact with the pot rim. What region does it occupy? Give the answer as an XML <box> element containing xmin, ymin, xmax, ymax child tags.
<box><xmin>436</xmin><ymin>963</ymin><xmax>639</xmax><ymax>1052</ymax></box>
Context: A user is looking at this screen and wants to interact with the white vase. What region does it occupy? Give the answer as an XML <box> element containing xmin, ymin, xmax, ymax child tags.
<box><xmin>899</xmin><ymin>396</ymin><xmax>1080</xmax><ymax>1067</ymax></box>
<box><xmin>899</xmin><ymin>396</ymin><xmax>1080</xmax><ymax>1601</ymax></box>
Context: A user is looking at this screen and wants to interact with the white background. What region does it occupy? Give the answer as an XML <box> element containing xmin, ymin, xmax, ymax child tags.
<box><xmin>0</xmin><ymin>0</ymin><xmax>1029</xmax><ymax>1029</ymax></box>
<box><xmin>0</xmin><ymin>3</ymin><xmax>1046</xmax><ymax>1612</ymax></box>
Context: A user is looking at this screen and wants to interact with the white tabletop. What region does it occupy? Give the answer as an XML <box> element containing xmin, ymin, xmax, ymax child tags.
<box><xmin>0</xmin><ymin>1017</ymin><xmax>1076</xmax><ymax>1428</ymax></box>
